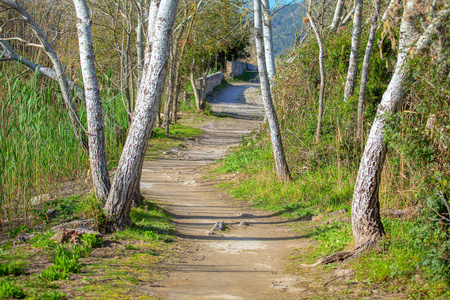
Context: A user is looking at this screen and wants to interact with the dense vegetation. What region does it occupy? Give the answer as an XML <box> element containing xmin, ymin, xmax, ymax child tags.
<box><xmin>0</xmin><ymin>0</ymin><xmax>449</xmax><ymax>298</ymax></box>
<box><xmin>214</xmin><ymin>0</ymin><xmax>450</xmax><ymax>297</ymax></box>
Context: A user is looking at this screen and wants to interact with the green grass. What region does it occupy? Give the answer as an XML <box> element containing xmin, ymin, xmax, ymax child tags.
<box><xmin>215</xmin><ymin>140</ymin><xmax>354</xmax><ymax>218</ymax></box>
<box><xmin>212</xmin><ymin>134</ymin><xmax>450</xmax><ymax>297</ymax></box>
<box><xmin>0</xmin><ymin>280</ymin><xmax>25</xmax><ymax>299</ymax></box>
<box><xmin>145</xmin><ymin>123</ymin><xmax>203</xmax><ymax>159</ymax></box>
<box><xmin>227</xmin><ymin>71</ymin><xmax>258</xmax><ymax>82</ymax></box>
<box><xmin>113</xmin><ymin>201</ymin><xmax>175</xmax><ymax>243</ymax></box>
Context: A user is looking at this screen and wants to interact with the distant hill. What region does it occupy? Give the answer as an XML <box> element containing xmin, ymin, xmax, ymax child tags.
<box><xmin>271</xmin><ymin>3</ymin><xmax>305</xmax><ymax>56</ymax></box>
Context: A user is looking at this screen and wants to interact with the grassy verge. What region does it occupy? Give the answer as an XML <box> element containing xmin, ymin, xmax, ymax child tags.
<box><xmin>210</xmin><ymin>136</ymin><xmax>450</xmax><ymax>298</ymax></box>
<box><xmin>0</xmin><ymin>111</ymin><xmax>205</xmax><ymax>299</ymax></box>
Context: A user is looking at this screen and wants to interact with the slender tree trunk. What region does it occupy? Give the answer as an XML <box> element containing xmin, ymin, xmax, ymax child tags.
<box><xmin>200</xmin><ymin>67</ymin><xmax>210</xmax><ymax>109</ymax></box>
<box><xmin>343</xmin><ymin>0</ymin><xmax>363</xmax><ymax>102</ymax></box>
<box><xmin>351</xmin><ymin>0</ymin><xmax>419</xmax><ymax>249</ymax></box>
<box><xmin>171</xmin><ymin>2</ymin><xmax>198</xmax><ymax>123</ymax></box>
<box><xmin>163</xmin><ymin>51</ymin><xmax>174</xmax><ymax>134</ymax></box>
<box><xmin>136</xmin><ymin>0</ymin><xmax>145</xmax><ymax>82</ymax></box>
<box><xmin>104</xmin><ymin>0</ymin><xmax>179</xmax><ymax>230</ymax></box>
<box><xmin>379</xmin><ymin>0</ymin><xmax>396</xmax><ymax>26</ymax></box>
<box><xmin>356</xmin><ymin>0</ymin><xmax>380</xmax><ymax>142</ymax></box>
<box><xmin>0</xmin><ymin>0</ymin><xmax>88</xmax><ymax>152</ymax></box>
<box><xmin>73</xmin><ymin>0</ymin><xmax>111</xmax><ymax>203</ymax></box>
<box><xmin>146</xmin><ymin>0</ymin><xmax>160</xmax><ymax>51</ymax></box>
<box><xmin>307</xmin><ymin>9</ymin><xmax>325</xmax><ymax>144</ymax></box>
<box><xmin>261</xmin><ymin>0</ymin><xmax>276</xmax><ymax>83</ymax></box>
<box><xmin>190</xmin><ymin>60</ymin><xmax>202</xmax><ymax>111</ymax></box>
<box><xmin>254</xmin><ymin>0</ymin><xmax>291</xmax><ymax>182</ymax></box>
<box><xmin>330</xmin><ymin>0</ymin><xmax>346</xmax><ymax>30</ymax></box>
<box><xmin>163</xmin><ymin>26</ymin><xmax>183</xmax><ymax>134</ymax></box>
<box><xmin>133</xmin><ymin>0</ymin><xmax>161</xmax><ymax>204</ymax></box>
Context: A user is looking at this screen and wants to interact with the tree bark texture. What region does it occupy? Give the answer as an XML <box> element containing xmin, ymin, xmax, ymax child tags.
<box><xmin>254</xmin><ymin>0</ymin><xmax>291</xmax><ymax>182</ymax></box>
<box><xmin>307</xmin><ymin>11</ymin><xmax>325</xmax><ymax>144</ymax></box>
<box><xmin>356</xmin><ymin>0</ymin><xmax>380</xmax><ymax>142</ymax></box>
<box><xmin>343</xmin><ymin>0</ymin><xmax>363</xmax><ymax>102</ymax></box>
<box><xmin>261</xmin><ymin>0</ymin><xmax>276</xmax><ymax>83</ymax></box>
<box><xmin>136</xmin><ymin>2</ymin><xmax>145</xmax><ymax>82</ymax></box>
<box><xmin>73</xmin><ymin>0</ymin><xmax>111</xmax><ymax>202</ymax></box>
<box><xmin>330</xmin><ymin>0</ymin><xmax>346</xmax><ymax>30</ymax></box>
<box><xmin>351</xmin><ymin>0</ymin><xmax>419</xmax><ymax>248</ymax></box>
<box><xmin>104</xmin><ymin>0</ymin><xmax>179</xmax><ymax>229</ymax></box>
<box><xmin>133</xmin><ymin>0</ymin><xmax>160</xmax><ymax>202</ymax></box>
<box><xmin>0</xmin><ymin>0</ymin><xmax>88</xmax><ymax>152</ymax></box>
<box><xmin>146</xmin><ymin>0</ymin><xmax>160</xmax><ymax>53</ymax></box>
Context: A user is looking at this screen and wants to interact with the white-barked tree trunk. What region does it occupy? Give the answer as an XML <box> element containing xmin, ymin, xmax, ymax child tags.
<box><xmin>104</xmin><ymin>0</ymin><xmax>179</xmax><ymax>229</ymax></box>
<box><xmin>73</xmin><ymin>0</ymin><xmax>111</xmax><ymax>202</ymax></box>
<box><xmin>254</xmin><ymin>0</ymin><xmax>291</xmax><ymax>182</ymax></box>
<box><xmin>343</xmin><ymin>0</ymin><xmax>363</xmax><ymax>102</ymax></box>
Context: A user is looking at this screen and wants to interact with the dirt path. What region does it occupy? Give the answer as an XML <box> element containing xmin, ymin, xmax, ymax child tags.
<box><xmin>139</xmin><ymin>82</ymin><xmax>308</xmax><ymax>299</ymax></box>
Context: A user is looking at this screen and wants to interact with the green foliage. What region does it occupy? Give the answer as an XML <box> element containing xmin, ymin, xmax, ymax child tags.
<box><xmin>113</xmin><ymin>201</ymin><xmax>175</xmax><ymax>243</ymax></box>
<box><xmin>80</xmin><ymin>233</ymin><xmax>103</xmax><ymax>251</ymax></box>
<box><xmin>0</xmin><ymin>64</ymin><xmax>125</xmax><ymax>232</ymax></box>
<box><xmin>353</xmin><ymin>218</ymin><xmax>450</xmax><ymax>298</ymax></box>
<box><xmin>30</xmin><ymin>231</ymin><xmax>58</xmax><ymax>250</ymax></box>
<box><xmin>39</xmin><ymin>290</ymin><xmax>66</xmax><ymax>300</ymax></box>
<box><xmin>40</xmin><ymin>245</ymin><xmax>82</xmax><ymax>281</ymax></box>
<box><xmin>213</xmin><ymin>4</ymin><xmax>450</xmax><ymax>296</ymax></box>
<box><xmin>0</xmin><ymin>280</ymin><xmax>25</xmax><ymax>299</ymax></box>
<box><xmin>308</xmin><ymin>222</ymin><xmax>352</xmax><ymax>258</ymax></box>
<box><xmin>0</xmin><ymin>263</ymin><xmax>25</xmax><ymax>277</ymax></box>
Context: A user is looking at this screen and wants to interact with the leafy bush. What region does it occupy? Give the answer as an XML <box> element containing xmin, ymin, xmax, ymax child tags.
<box><xmin>0</xmin><ymin>281</ymin><xmax>25</xmax><ymax>299</ymax></box>
<box><xmin>40</xmin><ymin>245</ymin><xmax>82</xmax><ymax>281</ymax></box>
<box><xmin>0</xmin><ymin>263</ymin><xmax>25</xmax><ymax>277</ymax></box>
<box><xmin>80</xmin><ymin>233</ymin><xmax>103</xmax><ymax>252</ymax></box>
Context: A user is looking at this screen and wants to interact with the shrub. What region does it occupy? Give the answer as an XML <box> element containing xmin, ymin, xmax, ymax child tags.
<box><xmin>0</xmin><ymin>281</ymin><xmax>25</xmax><ymax>299</ymax></box>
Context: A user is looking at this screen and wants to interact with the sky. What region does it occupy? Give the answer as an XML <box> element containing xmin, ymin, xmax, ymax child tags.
<box><xmin>269</xmin><ymin>0</ymin><xmax>298</xmax><ymax>8</ymax></box>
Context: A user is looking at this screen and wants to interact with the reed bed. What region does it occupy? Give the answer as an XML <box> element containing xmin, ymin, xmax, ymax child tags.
<box><xmin>0</xmin><ymin>65</ymin><xmax>128</xmax><ymax>231</ymax></box>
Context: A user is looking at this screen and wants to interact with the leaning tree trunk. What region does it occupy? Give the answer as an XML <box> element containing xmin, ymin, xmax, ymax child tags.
<box><xmin>330</xmin><ymin>0</ymin><xmax>346</xmax><ymax>30</ymax></box>
<box><xmin>0</xmin><ymin>0</ymin><xmax>88</xmax><ymax>152</ymax></box>
<box><xmin>261</xmin><ymin>0</ymin><xmax>276</xmax><ymax>83</ymax></box>
<box><xmin>254</xmin><ymin>0</ymin><xmax>291</xmax><ymax>182</ymax></box>
<box><xmin>133</xmin><ymin>0</ymin><xmax>161</xmax><ymax>205</ymax></box>
<box><xmin>307</xmin><ymin>9</ymin><xmax>325</xmax><ymax>144</ymax></box>
<box><xmin>104</xmin><ymin>0</ymin><xmax>179</xmax><ymax>230</ymax></box>
<box><xmin>351</xmin><ymin>0</ymin><xmax>419</xmax><ymax>249</ymax></box>
<box><xmin>73</xmin><ymin>0</ymin><xmax>111</xmax><ymax>203</ymax></box>
<box><xmin>343</xmin><ymin>0</ymin><xmax>363</xmax><ymax>102</ymax></box>
<box><xmin>356</xmin><ymin>0</ymin><xmax>380</xmax><ymax>142</ymax></box>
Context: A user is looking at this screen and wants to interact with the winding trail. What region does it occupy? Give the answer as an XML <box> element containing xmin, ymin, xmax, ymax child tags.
<box><xmin>141</xmin><ymin>82</ymin><xmax>305</xmax><ymax>299</ymax></box>
<box><xmin>137</xmin><ymin>82</ymin><xmax>409</xmax><ymax>300</ymax></box>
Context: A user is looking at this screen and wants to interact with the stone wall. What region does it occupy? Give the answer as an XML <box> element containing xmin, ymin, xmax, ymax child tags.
<box><xmin>196</xmin><ymin>71</ymin><xmax>224</xmax><ymax>95</ymax></box>
<box><xmin>225</xmin><ymin>61</ymin><xmax>258</xmax><ymax>78</ymax></box>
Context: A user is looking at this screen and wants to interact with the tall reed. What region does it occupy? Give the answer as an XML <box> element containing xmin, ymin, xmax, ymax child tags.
<box><xmin>0</xmin><ymin>65</ymin><xmax>128</xmax><ymax>231</ymax></box>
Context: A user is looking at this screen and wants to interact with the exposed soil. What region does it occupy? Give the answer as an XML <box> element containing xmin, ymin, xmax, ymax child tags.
<box><xmin>140</xmin><ymin>82</ymin><xmax>406</xmax><ymax>299</ymax></box>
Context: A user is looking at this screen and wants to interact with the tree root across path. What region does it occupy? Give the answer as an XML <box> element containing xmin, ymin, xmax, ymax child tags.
<box><xmin>303</xmin><ymin>234</ymin><xmax>382</xmax><ymax>266</ymax></box>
